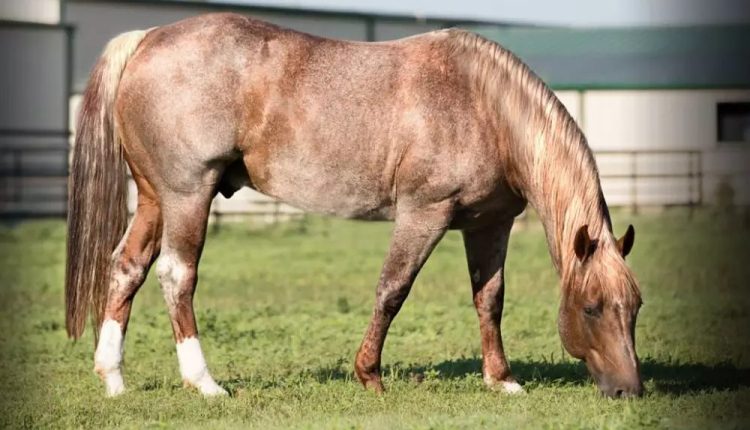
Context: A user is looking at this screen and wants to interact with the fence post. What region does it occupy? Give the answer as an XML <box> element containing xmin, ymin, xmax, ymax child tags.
<box><xmin>211</xmin><ymin>197</ymin><xmax>222</xmax><ymax>233</ymax></box>
<box><xmin>630</xmin><ymin>152</ymin><xmax>638</xmax><ymax>215</ymax></box>
<box><xmin>12</xmin><ymin>149</ymin><xmax>22</xmax><ymax>203</ymax></box>
<box><xmin>697</xmin><ymin>151</ymin><xmax>703</xmax><ymax>209</ymax></box>
<box><xmin>688</xmin><ymin>152</ymin><xmax>695</xmax><ymax>219</ymax></box>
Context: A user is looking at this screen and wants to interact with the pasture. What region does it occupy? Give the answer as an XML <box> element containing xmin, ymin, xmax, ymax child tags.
<box><xmin>0</xmin><ymin>209</ymin><xmax>748</xmax><ymax>428</ymax></box>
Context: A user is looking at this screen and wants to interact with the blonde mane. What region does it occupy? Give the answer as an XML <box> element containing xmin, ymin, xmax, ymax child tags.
<box><xmin>444</xmin><ymin>29</ymin><xmax>639</xmax><ymax>301</ymax></box>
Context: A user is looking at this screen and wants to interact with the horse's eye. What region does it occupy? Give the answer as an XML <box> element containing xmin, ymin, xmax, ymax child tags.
<box><xmin>583</xmin><ymin>305</ymin><xmax>598</xmax><ymax>317</ymax></box>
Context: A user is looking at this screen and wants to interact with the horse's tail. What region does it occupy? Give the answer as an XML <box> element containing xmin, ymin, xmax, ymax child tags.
<box><xmin>65</xmin><ymin>29</ymin><xmax>151</xmax><ymax>340</ymax></box>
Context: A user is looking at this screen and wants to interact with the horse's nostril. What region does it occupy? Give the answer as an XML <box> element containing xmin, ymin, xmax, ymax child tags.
<box><xmin>615</xmin><ymin>389</ymin><xmax>624</xmax><ymax>397</ymax></box>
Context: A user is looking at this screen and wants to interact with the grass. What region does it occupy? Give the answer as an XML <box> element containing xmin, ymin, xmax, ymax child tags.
<box><xmin>0</xmin><ymin>208</ymin><xmax>749</xmax><ymax>429</ymax></box>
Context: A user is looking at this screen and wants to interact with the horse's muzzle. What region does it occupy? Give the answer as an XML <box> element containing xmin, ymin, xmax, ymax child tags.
<box><xmin>599</xmin><ymin>378</ymin><xmax>644</xmax><ymax>398</ymax></box>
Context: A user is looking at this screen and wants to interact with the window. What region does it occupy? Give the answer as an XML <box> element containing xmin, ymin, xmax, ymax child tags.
<box><xmin>717</xmin><ymin>102</ymin><xmax>750</xmax><ymax>143</ymax></box>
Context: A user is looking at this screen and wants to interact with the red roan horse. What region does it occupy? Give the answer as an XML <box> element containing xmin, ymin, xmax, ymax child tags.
<box><xmin>66</xmin><ymin>13</ymin><xmax>643</xmax><ymax>398</ymax></box>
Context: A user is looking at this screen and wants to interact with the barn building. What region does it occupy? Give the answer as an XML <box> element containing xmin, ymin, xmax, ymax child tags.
<box><xmin>1</xmin><ymin>0</ymin><xmax>748</xmax><ymax>218</ymax></box>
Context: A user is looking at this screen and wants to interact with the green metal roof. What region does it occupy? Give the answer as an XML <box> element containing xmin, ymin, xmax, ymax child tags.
<box><xmin>468</xmin><ymin>25</ymin><xmax>750</xmax><ymax>89</ymax></box>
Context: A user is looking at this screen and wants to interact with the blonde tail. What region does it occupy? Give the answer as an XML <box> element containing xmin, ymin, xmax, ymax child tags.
<box><xmin>65</xmin><ymin>29</ymin><xmax>152</xmax><ymax>340</ymax></box>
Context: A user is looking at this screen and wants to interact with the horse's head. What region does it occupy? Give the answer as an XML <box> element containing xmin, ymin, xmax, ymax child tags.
<box><xmin>558</xmin><ymin>224</ymin><xmax>643</xmax><ymax>398</ymax></box>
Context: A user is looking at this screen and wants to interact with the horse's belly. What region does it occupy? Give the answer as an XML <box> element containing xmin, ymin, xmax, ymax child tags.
<box><xmin>273</xmin><ymin>183</ymin><xmax>396</xmax><ymax>220</ymax></box>
<box><xmin>260</xmin><ymin>176</ymin><xmax>396</xmax><ymax>220</ymax></box>
<box><xmin>242</xmin><ymin>143</ymin><xmax>396</xmax><ymax>220</ymax></box>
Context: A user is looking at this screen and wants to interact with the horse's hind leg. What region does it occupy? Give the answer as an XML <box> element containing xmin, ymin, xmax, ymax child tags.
<box><xmin>155</xmin><ymin>189</ymin><xmax>227</xmax><ymax>396</ymax></box>
<box><xmin>462</xmin><ymin>219</ymin><xmax>523</xmax><ymax>394</ymax></box>
<box><xmin>355</xmin><ymin>203</ymin><xmax>453</xmax><ymax>393</ymax></box>
<box><xmin>94</xmin><ymin>179</ymin><xmax>162</xmax><ymax>396</ymax></box>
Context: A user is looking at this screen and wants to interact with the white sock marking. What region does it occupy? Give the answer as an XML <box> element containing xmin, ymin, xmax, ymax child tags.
<box><xmin>176</xmin><ymin>337</ymin><xmax>227</xmax><ymax>396</ymax></box>
<box><xmin>94</xmin><ymin>319</ymin><xmax>125</xmax><ymax>396</ymax></box>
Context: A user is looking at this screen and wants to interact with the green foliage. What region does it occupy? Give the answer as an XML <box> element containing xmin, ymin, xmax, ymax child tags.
<box><xmin>0</xmin><ymin>209</ymin><xmax>748</xmax><ymax>429</ymax></box>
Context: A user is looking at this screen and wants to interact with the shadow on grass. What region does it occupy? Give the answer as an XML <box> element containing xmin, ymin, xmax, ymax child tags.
<box><xmin>304</xmin><ymin>357</ymin><xmax>750</xmax><ymax>395</ymax></box>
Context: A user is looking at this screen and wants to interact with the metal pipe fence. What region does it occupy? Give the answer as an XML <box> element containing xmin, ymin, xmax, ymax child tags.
<box><xmin>0</xmin><ymin>130</ymin><xmax>70</xmax><ymax>218</ymax></box>
<box><xmin>595</xmin><ymin>149</ymin><xmax>704</xmax><ymax>216</ymax></box>
<box><xmin>0</xmin><ymin>145</ymin><xmax>736</xmax><ymax>220</ymax></box>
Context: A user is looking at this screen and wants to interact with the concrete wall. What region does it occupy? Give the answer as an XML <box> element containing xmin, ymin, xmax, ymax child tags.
<box><xmin>0</xmin><ymin>0</ymin><xmax>60</xmax><ymax>24</ymax></box>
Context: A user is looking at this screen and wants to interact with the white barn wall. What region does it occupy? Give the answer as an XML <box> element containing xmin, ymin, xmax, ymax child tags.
<box><xmin>554</xmin><ymin>91</ymin><xmax>582</xmax><ymax>124</ymax></box>
<box><xmin>583</xmin><ymin>89</ymin><xmax>750</xmax><ymax>151</ymax></box>
<box><xmin>557</xmin><ymin>89</ymin><xmax>750</xmax><ymax>206</ymax></box>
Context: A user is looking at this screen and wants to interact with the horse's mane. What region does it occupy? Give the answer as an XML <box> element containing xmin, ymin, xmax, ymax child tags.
<box><xmin>443</xmin><ymin>29</ymin><xmax>639</xmax><ymax>302</ymax></box>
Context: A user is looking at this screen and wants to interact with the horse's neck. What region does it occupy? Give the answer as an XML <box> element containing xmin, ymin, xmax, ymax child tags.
<box><xmin>455</xmin><ymin>35</ymin><xmax>612</xmax><ymax>272</ymax></box>
<box><xmin>513</xmin><ymin>127</ymin><xmax>612</xmax><ymax>274</ymax></box>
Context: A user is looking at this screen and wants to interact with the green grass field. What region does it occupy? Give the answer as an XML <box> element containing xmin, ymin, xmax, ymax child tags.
<box><xmin>1</xmin><ymin>209</ymin><xmax>749</xmax><ymax>429</ymax></box>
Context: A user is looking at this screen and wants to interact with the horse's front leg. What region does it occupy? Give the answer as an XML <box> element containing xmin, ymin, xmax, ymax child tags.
<box><xmin>462</xmin><ymin>219</ymin><xmax>523</xmax><ymax>394</ymax></box>
<box><xmin>355</xmin><ymin>203</ymin><xmax>452</xmax><ymax>393</ymax></box>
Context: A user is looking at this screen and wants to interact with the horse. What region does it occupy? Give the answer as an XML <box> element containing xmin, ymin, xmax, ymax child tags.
<box><xmin>65</xmin><ymin>13</ymin><xmax>643</xmax><ymax>399</ymax></box>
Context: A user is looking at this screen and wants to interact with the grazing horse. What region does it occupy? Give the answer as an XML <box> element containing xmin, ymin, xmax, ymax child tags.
<box><xmin>65</xmin><ymin>13</ymin><xmax>643</xmax><ymax>399</ymax></box>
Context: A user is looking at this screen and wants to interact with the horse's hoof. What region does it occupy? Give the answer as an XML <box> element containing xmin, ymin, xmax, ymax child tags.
<box><xmin>364</xmin><ymin>379</ymin><xmax>385</xmax><ymax>395</ymax></box>
<box><xmin>186</xmin><ymin>377</ymin><xmax>228</xmax><ymax>397</ymax></box>
<box><xmin>201</xmin><ymin>384</ymin><xmax>229</xmax><ymax>397</ymax></box>
<box><xmin>354</xmin><ymin>361</ymin><xmax>386</xmax><ymax>394</ymax></box>
<box><xmin>105</xmin><ymin>382</ymin><xmax>125</xmax><ymax>397</ymax></box>
<box><xmin>107</xmin><ymin>387</ymin><xmax>125</xmax><ymax>397</ymax></box>
<box><xmin>500</xmin><ymin>380</ymin><xmax>525</xmax><ymax>394</ymax></box>
<box><xmin>485</xmin><ymin>375</ymin><xmax>525</xmax><ymax>394</ymax></box>
<box><xmin>95</xmin><ymin>367</ymin><xmax>125</xmax><ymax>397</ymax></box>
<box><xmin>355</xmin><ymin>370</ymin><xmax>386</xmax><ymax>394</ymax></box>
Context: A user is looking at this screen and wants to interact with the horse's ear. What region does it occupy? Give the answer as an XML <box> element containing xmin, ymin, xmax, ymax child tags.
<box><xmin>574</xmin><ymin>225</ymin><xmax>593</xmax><ymax>262</ymax></box>
<box><xmin>617</xmin><ymin>224</ymin><xmax>635</xmax><ymax>258</ymax></box>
